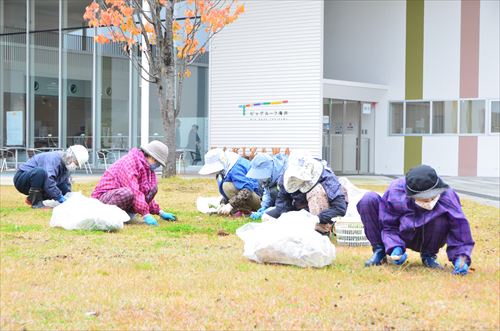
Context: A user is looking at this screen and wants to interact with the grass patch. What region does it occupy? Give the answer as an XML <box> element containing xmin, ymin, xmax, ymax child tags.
<box><xmin>0</xmin><ymin>177</ymin><xmax>498</xmax><ymax>330</ymax></box>
<box><xmin>134</xmin><ymin>262</ymin><xmax>154</xmax><ymax>271</ymax></box>
<box><xmin>157</xmin><ymin>223</ymin><xmax>214</xmax><ymax>236</ymax></box>
<box><xmin>0</xmin><ymin>224</ymin><xmax>43</xmax><ymax>233</ymax></box>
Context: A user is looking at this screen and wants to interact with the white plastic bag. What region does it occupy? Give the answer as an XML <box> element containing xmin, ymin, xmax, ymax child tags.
<box><xmin>196</xmin><ymin>196</ymin><xmax>223</xmax><ymax>214</ymax></box>
<box><xmin>236</xmin><ymin>210</ymin><xmax>336</xmax><ymax>268</ymax></box>
<box><xmin>338</xmin><ymin>177</ymin><xmax>380</xmax><ymax>219</ymax></box>
<box><xmin>50</xmin><ymin>192</ymin><xmax>130</xmax><ymax>231</ymax></box>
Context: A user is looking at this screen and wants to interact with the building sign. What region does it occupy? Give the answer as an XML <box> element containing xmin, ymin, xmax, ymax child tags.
<box><xmin>362</xmin><ymin>103</ymin><xmax>372</xmax><ymax>114</ymax></box>
<box><xmin>238</xmin><ymin>100</ymin><xmax>289</xmax><ymax>121</ymax></box>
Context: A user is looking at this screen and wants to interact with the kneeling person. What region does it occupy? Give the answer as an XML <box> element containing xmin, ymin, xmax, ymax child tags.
<box><xmin>356</xmin><ymin>164</ymin><xmax>474</xmax><ymax>275</ymax></box>
<box><xmin>246</xmin><ymin>153</ymin><xmax>288</xmax><ymax>220</ymax></box>
<box><xmin>199</xmin><ymin>149</ymin><xmax>261</xmax><ymax>216</ymax></box>
<box><xmin>13</xmin><ymin>145</ymin><xmax>88</xmax><ymax>208</ymax></box>
<box><xmin>266</xmin><ymin>152</ymin><xmax>347</xmax><ymax>236</ymax></box>
<box><xmin>92</xmin><ymin>140</ymin><xmax>176</xmax><ymax>226</ymax></box>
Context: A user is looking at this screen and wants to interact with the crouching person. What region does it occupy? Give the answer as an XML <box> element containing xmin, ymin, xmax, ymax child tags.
<box><xmin>91</xmin><ymin>140</ymin><xmax>176</xmax><ymax>226</ymax></box>
<box><xmin>246</xmin><ymin>153</ymin><xmax>288</xmax><ymax>220</ymax></box>
<box><xmin>198</xmin><ymin>148</ymin><xmax>261</xmax><ymax>216</ymax></box>
<box><xmin>13</xmin><ymin>145</ymin><xmax>89</xmax><ymax>208</ymax></box>
<box><xmin>357</xmin><ymin>164</ymin><xmax>474</xmax><ymax>275</ymax></box>
<box><xmin>266</xmin><ymin>152</ymin><xmax>347</xmax><ymax>236</ymax></box>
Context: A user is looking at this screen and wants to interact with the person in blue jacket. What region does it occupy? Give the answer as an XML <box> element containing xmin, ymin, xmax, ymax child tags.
<box><xmin>13</xmin><ymin>145</ymin><xmax>89</xmax><ymax>208</ymax></box>
<box><xmin>265</xmin><ymin>151</ymin><xmax>346</xmax><ymax>236</ymax></box>
<box><xmin>199</xmin><ymin>148</ymin><xmax>261</xmax><ymax>215</ymax></box>
<box><xmin>246</xmin><ymin>153</ymin><xmax>288</xmax><ymax>220</ymax></box>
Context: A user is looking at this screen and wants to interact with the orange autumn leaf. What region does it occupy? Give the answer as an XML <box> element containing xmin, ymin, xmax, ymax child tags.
<box><xmin>95</xmin><ymin>34</ymin><xmax>110</xmax><ymax>44</ymax></box>
<box><xmin>121</xmin><ymin>6</ymin><xmax>134</xmax><ymax>17</ymax></box>
<box><xmin>145</xmin><ymin>23</ymin><xmax>154</xmax><ymax>34</ymax></box>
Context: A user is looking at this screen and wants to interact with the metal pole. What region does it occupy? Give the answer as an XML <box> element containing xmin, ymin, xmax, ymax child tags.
<box><xmin>25</xmin><ymin>0</ymin><xmax>30</xmax><ymax>148</ymax></box>
<box><xmin>58</xmin><ymin>0</ymin><xmax>62</xmax><ymax>148</ymax></box>
<box><xmin>140</xmin><ymin>0</ymin><xmax>150</xmax><ymax>145</ymax></box>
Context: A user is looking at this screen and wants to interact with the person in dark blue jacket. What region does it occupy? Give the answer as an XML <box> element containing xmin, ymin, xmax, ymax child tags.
<box><xmin>246</xmin><ymin>152</ymin><xmax>288</xmax><ymax>220</ymax></box>
<box><xmin>199</xmin><ymin>148</ymin><xmax>261</xmax><ymax>215</ymax></box>
<box><xmin>13</xmin><ymin>145</ymin><xmax>89</xmax><ymax>208</ymax></box>
<box><xmin>266</xmin><ymin>152</ymin><xmax>346</xmax><ymax>236</ymax></box>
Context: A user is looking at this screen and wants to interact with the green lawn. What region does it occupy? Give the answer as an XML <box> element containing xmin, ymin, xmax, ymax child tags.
<box><xmin>0</xmin><ymin>177</ymin><xmax>499</xmax><ymax>330</ymax></box>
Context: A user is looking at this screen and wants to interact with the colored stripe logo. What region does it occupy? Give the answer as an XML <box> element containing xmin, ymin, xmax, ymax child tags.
<box><xmin>239</xmin><ymin>100</ymin><xmax>288</xmax><ymax>115</ymax></box>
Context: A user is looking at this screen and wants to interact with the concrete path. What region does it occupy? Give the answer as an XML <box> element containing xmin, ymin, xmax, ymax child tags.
<box><xmin>1</xmin><ymin>170</ymin><xmax>498</xmax><ymax>207</ymax></box>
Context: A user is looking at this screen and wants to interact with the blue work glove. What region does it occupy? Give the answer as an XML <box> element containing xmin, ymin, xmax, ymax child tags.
<box><xmin>159</xmin><ymin>210</ymin><xmax>176</xmax><ymax>221</ymax></box>
<box><xmin>389</xmin><ymin>246</ymin><xmax>408</xmax><ymax>265</ymax></box>
<box><xmin>56</xmin><ymin>195</ymin><xmax>67</xmax><ymax>204</ymax></box>
<box><xmin>143</xmin><ymin>214</ymin><xmax>158</xmax><ymax>226</ymax></box>
<box><xmin>452</xmin><ymin>256</ymin><xmax>469</xmax><ymax>275</ymax></box>
<box><xmin>250</xmin><ymin>210</ymin><xmax>264</xmax><ymax>220</ymax></box>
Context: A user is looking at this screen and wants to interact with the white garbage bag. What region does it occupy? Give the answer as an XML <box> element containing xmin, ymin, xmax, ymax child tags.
<box><xmin>49</xmin><ymin>192</ymin><xmax>130</xmax><ymax>231</ymax></box>
<box><xmin>338</xmin><ymin>177</ymin><xmax>380</xmax><ymax>219</ymax></box>
<box><xmin>196</xmin><ymin>196</ymin><xmax>223</xmax><ymax>214</ymax></box>
<box><xmin>236</xmin><ymin>210</ymin><xmax>336</xmax><ymax>268</ymax></box>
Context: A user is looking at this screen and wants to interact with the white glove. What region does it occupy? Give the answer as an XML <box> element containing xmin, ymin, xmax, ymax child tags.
<box><xmin>218</xmin><ymin>203</ymin><xmax>233</xmax><ymax>215</ymax></box>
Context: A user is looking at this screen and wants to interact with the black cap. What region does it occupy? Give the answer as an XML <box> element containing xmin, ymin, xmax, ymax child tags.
<box><xmin>405</xmin><ymin>165</ymin><xmax>449</xmax><ymax>199</ymax></box>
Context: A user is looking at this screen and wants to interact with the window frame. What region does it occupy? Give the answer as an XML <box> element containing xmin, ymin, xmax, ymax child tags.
<box><xmin>388</xmin><ymin>98</ymin><xmax>492</xmax><ymax>137</ymax></box>
<box><xmin>404</xmin><ymin>100</ymin><xmax>431</xmax><ymax>135</ymax></box>
<box><xmin>488</xmin><ymin>99</ymin><xmax>500</xmax><ymax>135</ymax></box>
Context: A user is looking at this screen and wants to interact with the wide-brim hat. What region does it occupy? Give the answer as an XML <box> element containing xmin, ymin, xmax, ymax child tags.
<box><xmin>141</xmin><ymin>140</ymin><xmax>168</xmax><ymax>167</ymax></box>
<box><xmin>405</xmin><ymin>164</ymin><xmax>449</xmax><ymax>199</ymax></box>
<box><xmin>246</xmin><ymin>153</ymin><xmax>273</xmax><ymax>179</ymax></box>
<box><xmin>283</xmin><ymin>157</ymin><xmax>323</xmax><ymax>193</ymax></box>
<box><xmin>198</xmin><ymin>149</ymin><xmax>225</xmax><ymax>175</ymax></box>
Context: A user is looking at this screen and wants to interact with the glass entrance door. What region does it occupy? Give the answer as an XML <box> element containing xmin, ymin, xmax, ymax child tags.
<box><xmin>322</xmin><ymin>99</ymin><xmax>373</xmax><ymax>174</ymax></box>
<box><xmin>342</xmin><ymin>101</ymin><xmax>360</xmax><ymax>174</ymax></box>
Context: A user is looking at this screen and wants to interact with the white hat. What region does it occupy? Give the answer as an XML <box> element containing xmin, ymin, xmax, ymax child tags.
<box><xmin>283</xmin><ymin>152</ymin><xmax>323</xmax><ymax>193</ymax></box>
<box><xmin>198</xmin><ymin>149</ymin><xmax>225</xmax><ymax>175</ymax></box>
<box><xmin>67</xmin><ymin>145</ymin><xmax>89</xmax><ymax>169</ymax></box>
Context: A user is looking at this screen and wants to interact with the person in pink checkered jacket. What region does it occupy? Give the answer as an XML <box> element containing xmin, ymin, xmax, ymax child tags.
<box><xmin>92</xmin><ymin>140</ymin><xmax>176</xmax><ymax>226</ymax></box>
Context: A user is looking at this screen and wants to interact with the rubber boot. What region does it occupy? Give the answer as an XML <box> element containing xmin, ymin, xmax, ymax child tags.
<box><xmin>421</xmin><ymin>254</ymin><xmax>444</xmax><ymax>270</ymax></box>
<box><xmin>28</xmin><ymin>188</ymin><xmax>48</xmax><ymax>209</ymax></box>
<box><xmin>365</xmin><ymin>244</ymin><xmax>386</xmax><ymax>267</ymax></box>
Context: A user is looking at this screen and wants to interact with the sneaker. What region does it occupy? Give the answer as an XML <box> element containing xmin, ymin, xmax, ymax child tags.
<box><xmin>421</xmin><ymin>254</ymin><xmax>444</xmax><ymax>269</ymax></box>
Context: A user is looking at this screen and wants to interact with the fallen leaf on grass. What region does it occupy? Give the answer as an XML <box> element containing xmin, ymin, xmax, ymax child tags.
<box><xmin>85</xmin><ymin>311</ymin><xmax>99</xmax><ymax>317</ymax></box>
<box><xmin>217</xmin><ymin>230</ymin><xmax>229</xmax><ymax>236</ymax></box>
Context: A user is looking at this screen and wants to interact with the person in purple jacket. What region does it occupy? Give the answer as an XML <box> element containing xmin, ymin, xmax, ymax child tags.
<box><xmin>13</xmin><ymin>145</ymin><xmax>89</xmax><ymax>209</ymax></box>
<box><xmin>357</xmin><ymin>164</ymin><xmax>474</xmax><ymax>275</ymax></box>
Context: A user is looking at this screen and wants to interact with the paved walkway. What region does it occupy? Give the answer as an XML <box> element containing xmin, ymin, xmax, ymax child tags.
<box><xmin>1</xmin><ymin>170</ymin><xmax>498</xmax><ymax>207</ymax></box>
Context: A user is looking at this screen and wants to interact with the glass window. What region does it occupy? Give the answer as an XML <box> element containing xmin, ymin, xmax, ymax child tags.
<box><xmin>1</xmin><ymin>0</ymin><xmax>27</xmax><ymax>147</ymax></box>
<box><xmin>149</xmin><ymin>65</ymin><xmax>208</xmax><ymax>165</ymax></box>
<box><xmin>31</xmin><ymin>0</ymin><xmax>59</xmax><ymax>31</ymax></box>
<box><xmin>62</xmin><ymin>1</ymin><xmax>95</xmax><ymax>149</ymax></box>
<box><xmin>29</xmin><ymin>0</ymin><xmax>60</xmax><ymax>148</ymax></box>
<box><xmin>460</xmin><ymin>100</ymin><xmax>485</xmax><ymax>134</ymax></box>
<box><xmin>96</xmin><ymin>39</ymin><xmax>130</xmax><ymax>153</ymax></box>
<box><xmin>491</xmin><ymin>101</ymin><xmax>500</xmax><ymax>133</ymax></box>
<box><xmin>389</xmin><ymin>102</ymin><xmax>404</xmax><ymax>134</ymax></box>
<box><xmin>1</xmin><ymin>0</ymin><xmax>26</xmax><ymax>33</ymax></box>
<box><xmin>405</xmin><ymin>101</ymin><xmax>430</xmax><ymax>134</ymax></box>
<box><xmin>432</xmin><ymin>101</ymin><xmax>458</xmax><ymax>134</ymax></box>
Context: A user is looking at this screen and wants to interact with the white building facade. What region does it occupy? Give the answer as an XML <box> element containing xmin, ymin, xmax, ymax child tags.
<box><xmin>208</xmin><ymin>0</ymin><xmax>500</xmax><ymax>176</ymax></box>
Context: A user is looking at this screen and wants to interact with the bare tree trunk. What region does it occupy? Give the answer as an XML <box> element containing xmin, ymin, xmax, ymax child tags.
<box><xmin>157</xmin><ymin>0</ymin><xmax>177</xmax><ymax>178</ymax></box>
<box><xmin>158</xmin><ymin>68</ymin><xmax>177</xmax><ymax>177</ymax></box>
